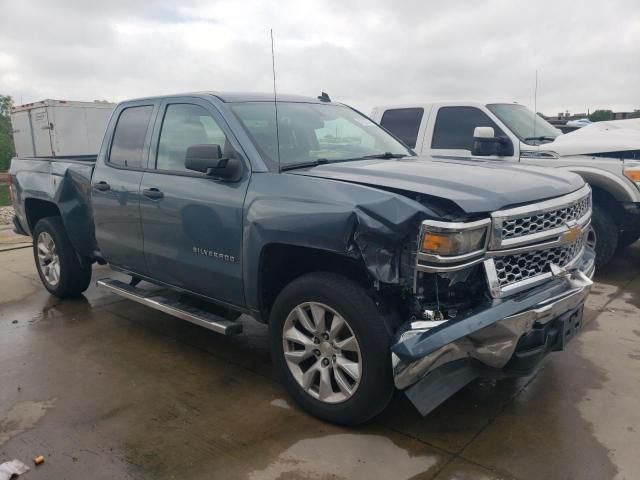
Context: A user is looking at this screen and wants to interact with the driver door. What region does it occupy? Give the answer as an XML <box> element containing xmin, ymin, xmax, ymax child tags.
<box><xmin>139</xmin><ymin>97</ymin><xmax>250</xmax><ymax>306</ymax></box>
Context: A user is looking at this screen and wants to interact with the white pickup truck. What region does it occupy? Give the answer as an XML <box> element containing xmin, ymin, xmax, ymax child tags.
<box><xmin>371</xmin><ymin>102</ymin><xmax>640</xmax><ymax>267</ymax></box>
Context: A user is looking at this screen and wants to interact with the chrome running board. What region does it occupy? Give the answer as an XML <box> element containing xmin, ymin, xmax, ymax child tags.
<box><xmin>97</xmin><ymin>278</ymin><xmax>242</xmax><ymax>335</ymax></box>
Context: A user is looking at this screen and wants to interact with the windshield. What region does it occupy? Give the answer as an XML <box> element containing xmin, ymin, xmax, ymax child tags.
<box><xmin>230</xmin><ymin>102</ymin><xmax>411</xmax><ymax>169</ymax></box>
<box><xmin>487</xmin><ymin>103</ymin><xmax>562</xmax><ymax>145</ymax></box>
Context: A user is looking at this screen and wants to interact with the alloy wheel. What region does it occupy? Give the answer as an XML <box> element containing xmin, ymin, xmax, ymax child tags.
<box><xmin>282</xmin><ymin>302</ymin><xmax>362</xmax><ymax>403</ymax></box>
<box><xmin>37</xmin><ymin>231</ymin><xmax>60</xmax><ymax>286</ymax></box>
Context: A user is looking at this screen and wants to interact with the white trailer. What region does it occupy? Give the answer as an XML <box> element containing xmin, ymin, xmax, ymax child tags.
<box><xmin>11</xmin><ymin>99</ymin><xmax>115</xmax><ymax>157</ymax></box>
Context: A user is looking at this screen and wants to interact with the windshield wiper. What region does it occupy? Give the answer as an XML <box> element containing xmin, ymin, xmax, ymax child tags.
<box><xmin>524</xmin><ymin>136</ymin><xmax>556</xmax><ymax>142</ymax></box>
<box><xmin>280</xmin><ymin>152</ymin><xmax>409</xmax><ymax>172</ymax></box>
<box><xmin>280</xmin><ymin>159</ymin><xmax>330</xmax><ymax>171</ymax></box>
<box><xmin>280</xmin><ymin>153</ymin><xmax>407</xmax><ymax>171</ymax></box>
<box><xmin>356</xmin><ymin>152</ymin><xmax>408</xmax><ymax>159</ymax></box>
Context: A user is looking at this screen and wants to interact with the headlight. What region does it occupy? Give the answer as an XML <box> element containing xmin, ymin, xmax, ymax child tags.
<box><xmin>419</xmin><ymin>218</ymin><xmax>491</xmax><ymax>263</ymax></box>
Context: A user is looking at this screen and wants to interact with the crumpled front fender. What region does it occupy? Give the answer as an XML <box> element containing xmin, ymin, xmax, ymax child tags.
<box><xmin>242</xmin><ymin>172</ymin><xmax>462</xmax><ymax>316</ymax></box>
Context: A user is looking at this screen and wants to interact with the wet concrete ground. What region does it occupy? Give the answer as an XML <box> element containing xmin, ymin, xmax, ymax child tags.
<box><xmin>1</xmin><ymin>225</ymin><xmax>639</xmax><ymax>479</ymax></box>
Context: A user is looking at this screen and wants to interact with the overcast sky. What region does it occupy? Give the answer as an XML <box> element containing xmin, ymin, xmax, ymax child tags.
<box><xmin>0</xmin><ymin>0</ymin><xmax>638</xmax><ymax>116</ymax></box>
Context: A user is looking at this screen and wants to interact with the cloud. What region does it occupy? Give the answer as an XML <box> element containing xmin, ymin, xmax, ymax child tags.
<box><xmin>0</xmin><ymin>0</ymin><xmax>638</xmax><ymax>115</ymax></box>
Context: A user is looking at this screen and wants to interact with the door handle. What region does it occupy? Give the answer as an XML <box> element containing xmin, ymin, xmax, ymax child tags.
<box><xmin>94</xmin><ymin>181</ymin><xmax>110</xmax><ymax>191</ymax></box>
<box><xmin>143</xmin><ymin>188</ymin><xmax>164</xmax><ymax>199</ymax></box>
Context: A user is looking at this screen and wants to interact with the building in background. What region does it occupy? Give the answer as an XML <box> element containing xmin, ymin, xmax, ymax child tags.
<box><xmin>543</xmin><ymin>109</ymin><xmax>640</xmax><ymax>133</ymax></box>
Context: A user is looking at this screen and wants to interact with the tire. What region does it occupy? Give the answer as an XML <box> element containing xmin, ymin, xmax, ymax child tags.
<box><xmin>32</xmin><ymin>216</ymin><xmax>92</xmax><ymax>298</ymax></box>
<box><xmin>590</xmin><ymin>203</ymin><xmax>618</xmax><ymax>269</ymax></box>
<box><xmin>617</xmin><ymin>231</ymin><xmax>640</xmax><ymax>250</ymax></box>
<box><xmin>269</xmin><ymin>272</ymin><xmax>394</xmax><ymax>425</ymax></box>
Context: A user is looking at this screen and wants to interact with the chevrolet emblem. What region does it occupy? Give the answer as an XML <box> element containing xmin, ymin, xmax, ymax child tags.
<box><xmin>561</xmin><ymin>225</ymin><xmax>582</xmax><ymax>243</ymax></box>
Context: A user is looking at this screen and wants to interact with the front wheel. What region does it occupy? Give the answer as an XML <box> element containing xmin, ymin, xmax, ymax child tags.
<box><xmin>590</xmin><ymin>204</ymin><xmax>618</xmax><ymax>269</ymax></box>
<box><xmin>269</xmin><ymin>272</ymin><xmax>394</xmax><ymax>425</ymax></box>
<box><xmin>33</xmin><ymin>217</ymin><xmax>92</xmax><ymax>298</ymax></box>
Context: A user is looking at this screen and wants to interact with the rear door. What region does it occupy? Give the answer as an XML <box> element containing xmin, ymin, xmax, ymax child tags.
<box><xmin>379</xmin><ymin>107</ymin><xmax>425</xmax><ymax>150</ymax></box>
<box><xmin>91</xmin><ymin>102</ymin><xmax>157</xmax><ymax>274</ymax></box>
<box><xmin>139</xmin><ymin>97</ymin><xmax>250</xmax><ymax>306</ymax></box>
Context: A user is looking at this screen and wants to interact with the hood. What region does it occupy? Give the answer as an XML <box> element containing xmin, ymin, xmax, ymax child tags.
<box><xmin>542</xmin><ymin>118</ymin><xmax>640</xmax><ymax>156</ymax></box>
<box><xmin>288</xmin><ymin>156</ymin><xmax>584</xmax><ymax>214</ymax></box>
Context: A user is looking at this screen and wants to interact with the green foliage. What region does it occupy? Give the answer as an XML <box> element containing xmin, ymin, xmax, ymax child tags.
<box><xmin>0</xmin><ymin>95</ymin><xmax>15</xmax><ymax>171</ymax></box>
<box><xmin>588</xmin><ymin>109</ymin><xmax>613</xmax><ymax>122</ymax></box>
<box><xmin>0</xmin><ymin>183</ymin><xmax>10</xmax><ymax>206</ymax></box>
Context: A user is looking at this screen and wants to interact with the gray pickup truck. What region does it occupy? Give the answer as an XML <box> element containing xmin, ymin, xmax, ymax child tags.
<box><xmin>9</xmin><ymin>92</ymin><xmax>595</xmax><ymax>425</ymax></box>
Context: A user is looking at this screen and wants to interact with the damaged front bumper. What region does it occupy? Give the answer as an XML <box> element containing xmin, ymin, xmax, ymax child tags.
<box><xmin>391</xmin><ymin>248</ymin><xmax>595</xmax><ymax>416</ymax></box>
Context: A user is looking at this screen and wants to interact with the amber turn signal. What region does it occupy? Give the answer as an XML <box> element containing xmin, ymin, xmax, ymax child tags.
<box><xmin>624</xmin><ymin>169</ymin><xmax>640</xmax><ymax>183</ymax></box>
<box><xmin>421</xmin><ymin>233</ymin><xmax>453</xmax><ymax>255</ymax></box>
<box><xmin>419</xmin><ymin>221</ymin><xmax>489</xmax><ymax>257</ymax></box>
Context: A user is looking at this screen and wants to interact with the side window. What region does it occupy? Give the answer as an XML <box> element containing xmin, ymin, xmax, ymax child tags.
<box><xmin>431</xmin><ymin>107</ymin><xmax>504</xmax><ymax>151</ymax></box>
<box><xmin>109</xmin><ymin>106</ymin><xmax>153</xmax><ymax>168</ymax></box>
<box><xmin>156</xmin><ymin>104</ymin><xmax>227</xmax><ymax>172</ymax></box>
<box><xmin>380</xmin><ymin>108</ymin><xmax>424</xmax><ymax>148</ymax></box>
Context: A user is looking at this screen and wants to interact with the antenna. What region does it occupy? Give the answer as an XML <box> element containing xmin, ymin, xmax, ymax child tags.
<box><xmin>270</xmin><ymin>29</ymin><xmax>282</xmax><ymax>172</ymax></box>
<box><xmin>533</xmin><ymin>69</ymin><xmax>538</xmax><ymax>139</ymax></box>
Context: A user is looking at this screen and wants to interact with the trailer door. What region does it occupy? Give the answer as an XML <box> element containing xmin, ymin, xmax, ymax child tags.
<box><xmin>10</xmin><ymin>110</ymin><xmax>35</xmax><ymax>157</ymax></box>
<box><xmin>30</xmin><ymin>107</ymin><xmax>54</xmax><ymax>156</ymax></box>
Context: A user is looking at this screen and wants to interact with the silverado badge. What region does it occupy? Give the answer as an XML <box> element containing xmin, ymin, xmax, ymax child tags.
<box><xmin>192</xmin><ymin>246</ymin><xmax>236</xmax><ymax>263</ymax></box>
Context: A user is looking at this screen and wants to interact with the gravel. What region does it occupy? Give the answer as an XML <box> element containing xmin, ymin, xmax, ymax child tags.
<box><xmin>0</xmin><ymin>206</ymin><xmax>14</xmax><ymax>225</ymax></box>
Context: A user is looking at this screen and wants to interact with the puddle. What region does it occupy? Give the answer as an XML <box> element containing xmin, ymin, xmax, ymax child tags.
<box><xmin>248</xmin><ymin>433</ymin><xmax>438</xmax><ymax>480</ymax></box>
<box><xmin>0</xmin><ymin>399</ymin><xmax>56</xmax><ymax>445</ymax></box>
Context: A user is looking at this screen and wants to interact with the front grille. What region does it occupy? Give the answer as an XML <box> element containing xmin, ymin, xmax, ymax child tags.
<box><xmin>493</xmin><ymin>234</ymin><xmax>586</xmax><ymax>287</ymax></box>
<box><xmin>501</xmin><ymin>194</ymin><xmax>591</xmax><ymax>241</ymax></box>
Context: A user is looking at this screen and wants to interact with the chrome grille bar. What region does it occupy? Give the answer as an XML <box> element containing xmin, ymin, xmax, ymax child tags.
<box><xmin>485</xmin><ymin>185</ymin><xmax>593</xmax><ymax>297</ymax></box>
<box><xmin>490</xmin><ymin>184</ymin><xmax>592</xmax><ymax>249</ymax></box>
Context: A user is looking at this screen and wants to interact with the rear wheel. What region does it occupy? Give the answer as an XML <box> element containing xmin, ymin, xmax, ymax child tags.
<box><xmin>269</xmin><ymin>272</ymin><xmax>394</xmax><ymax>425</ymax></box>
<box><xmin>590</xmin><ymin>203</ymin><xmax>618</xmax><ymax>268</ymax></box>
<box><xmin>33</xmin><ymin>217</ymin><xmax>92</xmax><ymax>298</ymax></box>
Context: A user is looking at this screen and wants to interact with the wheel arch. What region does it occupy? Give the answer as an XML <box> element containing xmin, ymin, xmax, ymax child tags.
<box><xmin>556</xmin><ymin>167</ymin><xmax>636</xmax><ymax>229</ymax></box>
<box><xmin>24</xmin><ymin>197</ymin><xmax>97</xmax><ymax>261</ymax></box>
<box><xmin>256</xmin><ymin>243</ymin><xmax>371</xmax><ymax>322</ymax></box>
<box><xmin>24</xmin><ymin>198</ymin><xmax>61</xmax><ymax>232</ymax></box>
<box><xmin>564</xmin><ymin>166</ymin><xmax>638</xmax><ymax>203</ymax></box>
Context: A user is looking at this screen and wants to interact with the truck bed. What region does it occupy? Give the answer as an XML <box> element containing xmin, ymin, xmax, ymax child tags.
<box><xmin>10</xmin><ymin>155</ymin><xmax>98</xmax><ymax>258</ymax></box>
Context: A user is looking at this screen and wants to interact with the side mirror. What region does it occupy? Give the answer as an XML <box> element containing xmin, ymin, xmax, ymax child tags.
<box><xmin>472</xmin><ymin>127</ymin><xmax>514</xmax><ymax>157</ymax></box>
<box><xmin>185</xmin><ymin>144</ymin><xmax>241</xmax><ymax>179</ymax></box>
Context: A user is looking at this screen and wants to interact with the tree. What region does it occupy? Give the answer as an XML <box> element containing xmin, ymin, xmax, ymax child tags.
<box><xmin>0</xmin><ymin>95</ymin><xmax>15</xmax><ymax>171</ymax></box>
<box><xmin>588</xmin><ymin>109</ymin><xmax>613</xmax><ymax>122</ymax></box>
